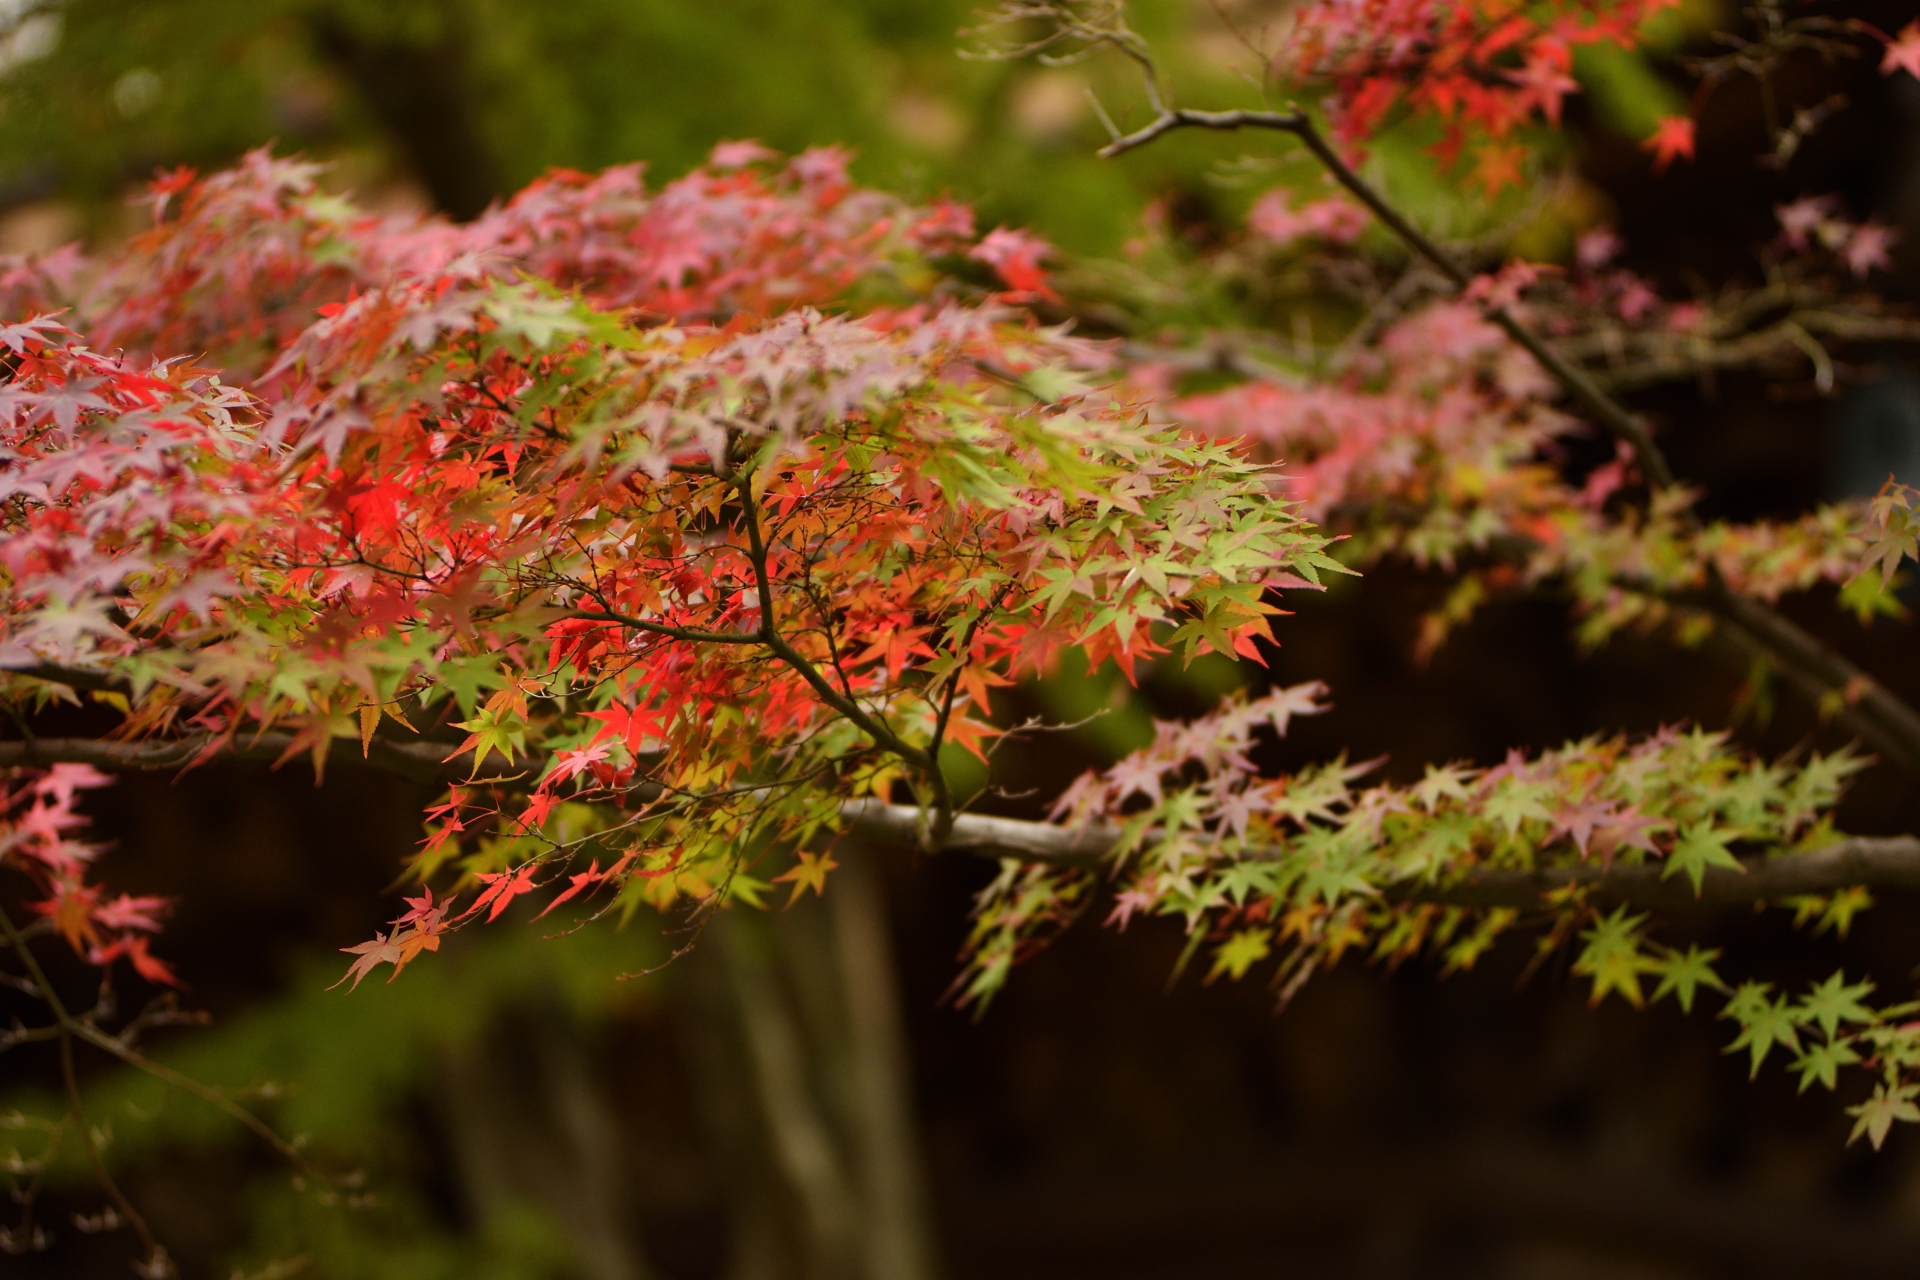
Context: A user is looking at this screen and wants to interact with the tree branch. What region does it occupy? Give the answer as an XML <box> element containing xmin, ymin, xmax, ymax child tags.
<box><xmin>567</xmin><ymin>610</ymin><xmax>765</xmax><ymax>647</ymax></box>
<box><xmin>1069</xmin><ymin>64</ymin><xmax>1920</xmax><ymax>775</ymax></box>
<box><xmin>835</xmin><ymin>799</ymin><xmax>1920</xmax><ymax>907</ymax></box>
<box><xmin>1691</xmin><ymin>587</ymin><xmax>1920</xmax><ymax>775</ymax></box>
<box><xmin>0</xmin><ymin>733</ymin><xmax>510</xmax><ymax>785</ymax></box>
<box><xmin>10</xmin><ymin>739</ymin><xmax>1916</xmax><ymax>905</ymax></box>
<box><xmin>729</xmin><ymin>474</ymin><xmax>953</xmax><ymax>847</ymax></box>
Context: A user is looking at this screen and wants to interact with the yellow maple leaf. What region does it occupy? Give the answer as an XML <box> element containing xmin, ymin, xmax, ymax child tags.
<box><xmin>772</xmin><ymin>851</ymin><xmax>839</xmax><ymax>906</ymax></box>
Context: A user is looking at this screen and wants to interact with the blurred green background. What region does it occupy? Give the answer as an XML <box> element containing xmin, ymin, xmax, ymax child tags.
<box><xmin>0</xmin><ymin>0</ymin><xmax>1283</xmax><ymax>251</ymax></box>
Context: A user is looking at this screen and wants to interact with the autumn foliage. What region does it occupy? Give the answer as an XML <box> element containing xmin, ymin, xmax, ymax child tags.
<box><xmin>7</xmin><ymin>3</ymin><xmax>1920</xmax><ymax>1268</ymax></box>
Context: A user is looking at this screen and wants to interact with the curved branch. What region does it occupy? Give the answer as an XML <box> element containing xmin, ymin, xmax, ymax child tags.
<box><xmin>1098</xmin><ymin>106</ymin><xmax>1304</xmax><ymax>157</ymax></box>
<box><xmin>1080</xmin><ymin>85</ymin><xmax>1920</xmax><ymax>774</ymax></box>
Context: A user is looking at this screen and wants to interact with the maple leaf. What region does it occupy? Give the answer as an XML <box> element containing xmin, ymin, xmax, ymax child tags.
<box><xmin>33</xmin><ymin>763</ymin><xmax>113</xmax><ymax>807</ymax></box>
<box><xmin>1549</xmin><ymin>796</ymin><xmax>1617</xmax><ymax>859</ymax></box>
<box><xmin>1208</xmin><ymin>928</ymin><xmax>1272</xmax><ymax>982</ymax></box>
<box><xmin>1849</xmin><ymin>1084</ymin><xmax>1920</xmax><ymax>1149</ymax></box>
<box><xmin>1471</xmin><ymin>144</ymin><xmax>1527</xmax><ymax>197</ymax></box>
<box><xmin>449</xmin><ymin>704</ymin><xmax>530</xmax><ymax>775</ymax></box>
<box><xmin>1572</xmin><ymin>907</ymin><xmax>1656</xmax><ymax>1007</ymax></box>
<box><xmin>1663</xmin><ymin>821</ymin><xmax>1743</xmax><ymax>894</ymax></box>
<box><xmin>1793</xmin><ymin>1038</ymin><xmax>1861</xmax><ymax>1094</ymax></box>
<box><xmin>1797</xmin><ymin>971</ymin><xmax>1876</xmax><ymax>1040</ymax></box>
<box><xmin>92</xmin><ymin>893</ymin><xmax>171</xmax><ymax>933</ymax></box>
<box><xmin>1482</xmin><ymin>777</ymin><xmax>1553</xmax><ymax>835</ymax></box>
<box><xmin>534</xmin><ymin>861</ymin><xmax>606</xmax><ymax>920</ymax></box>
<box><xmin>772</xmin><ymin>851</ymin><xmax>838</xmax><ymax>907</ymax></box>
<box><xmin>1641</xmin><ymin>116</ymin><xmax>1696</xmax><ymax>174</ymax></box>
<box><xmin>121</xmin><ymin>935</ymin><xmax>181</xmax><ymax>988</ymax></box>
<box><xmin>1254</xmin><ymin>681</ymin><xmax>1333</xmax><ymax>739</ymax></box>
<box><xmin>1411</xmin><ymin>763</ymin><xmax>1473</xmax><ymax>812</ymax></box>
<box><xmin>969</xmin><ymin>227</ymin><xmax>1059</xmax><ymax>301</ymax></box>
<box><xmin>333</xmin><ymin>930</ymin><xmax>404</xmax><ymax>990</ymax></box>
<box><xmin>393</xmin><ymin>885</ymin><xmax>446</xmax><ymax>928</ymax></box>
<box><xmin>1879</xmin><ymin>20</ymin><xmax>1920</xmax><ymax>80</ymax></box>
<box><xmin>1840</xmin><ymin>221</ymin><xmax>1898</xmax><ymax>278</ymax></box>
<box><xmin>1650</xmin><ymin>945</ymin><xmax>1725</xmax><ymax>1015</ymax></box>
<box><xmin>465</xmin><ymin>864</ymin><xmax>540</xmax><ymax>922</ymax></box>
<box><xmin>1507</xmin><ymin>51</ymin><xmax>1580</xmax><ymax>125</ymax></box>
<box><xmin>1721</xmin><ymin>983</ymin><xmax>1803</xmax><ymax>1078</ymax></box>
<box><xmin>1105</xmin><ymin>887</ymin><xmax>1155</xmax><ymax>931</ymax></box>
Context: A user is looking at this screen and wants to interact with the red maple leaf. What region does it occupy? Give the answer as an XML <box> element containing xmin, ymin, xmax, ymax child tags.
<box><xmin>1641</xmin><ymin>116</ymin><xmax>1696</xmax><ymax>174</ymax></box>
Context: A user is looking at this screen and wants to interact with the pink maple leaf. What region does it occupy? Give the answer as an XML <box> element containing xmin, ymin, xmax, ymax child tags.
<box><xmin>1880</xmin><ymin>21</ymin><xmax>1920</xmax><ymax>79</ymax></box>
<box><xmin>708</xmin><ymin>139</ymin><xmax>776</xmax><ymax>169</ymax></box>
<box><xmin>1775</xmin><ymin>194</ymin><xmax>1839</xmax><ymax>250</ymax></box>
<box><xmin>969</xmin><ymin>227</ymin><xmax>1059</xmax><ymax>301</ymax></box>
<box><xmin>1106</xmin><ymin>887</ymin><xmax>1155</xmax><ymax>931</ymax></box>
<box><xmin>1841</xmin><ymin>221</ymin><xmax>1899</xmax><ymax>278</ymax></box>
<box><xmin>92</xmin><ymin>893</ymin><xmax>171</xmax><ymax>933</ymax></box>
<box><xmin>1550</xmin><ymin>797</ymin><xmax>1618</xmax><ymax>858</ymax></box>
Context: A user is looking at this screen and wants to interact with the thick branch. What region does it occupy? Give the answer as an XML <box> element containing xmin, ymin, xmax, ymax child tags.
<box><xmin>836</xmin><ymin>800</ymin><xmax>1920</xmax><ymax>906</ymax></box>
<box><xmin>0</xmin><ymin>733</ymin><xmax>506</xmax><ymax>785</ymax></box>
<box><xmin>1690</xmin><ymin>587</ymin><xmax>1920</xmax><ymax>775</ymax></box>
<box><xmin>10</xmin><ymin>741</ymin><xmax>1915</xmax><ymax>905</ymax></box>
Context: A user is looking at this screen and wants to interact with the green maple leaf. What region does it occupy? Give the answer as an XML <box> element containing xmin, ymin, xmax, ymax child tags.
<box><xmin>483</xmin><ymin>286</ymin><xmax>592</xmax><ymax>349</ymax></box>
<box><xmin>1157</xmin><ymin>787</ymin><xmax>1207</xmax><ymax>833</ymax></box>
<box><xmin>1650</xmin><ymin>945</ymin><xmax>1726</xmax><ymax>1014</ymax></box>
<box><xmin>452</xmin><ymin>705</ymin><xmax>529</xmax><ymax>772</ymax></box>
<box><xmin>1849</xmin><ymin>1084</ymin><xmax>1920</xmax><ymax>1149</ymax></box>
<box><xmin>1789</xmin><ymin>883</ymin><xmax>1877</xmax><ymax>940</ymax></box>
<box><xmin>1797</xmin><ymin>971</ymin><xmax>1877</xmax><ymax>1040</ymax></box>
<box><xmin>1482</xmin><ymin>779</ymin><xmax>1553</xmax><ymax>835</ymax></box>
<box><xmin>1792</xmin><ymin>1038</ymin><xmax>1861</xmax><ymax>1094</ymax></box>
<box><xmin>1214</xmin><ymin>860</ymin><xmax>1282</xmax><ymax>906</ymax></box>
<box><xmin>1837</xmin><ymin>570</ymin><xmax>1907</xmax><ymax>625</ymax></box>
<box><xmin>1208</xmin><ymin>928</ymin><xmax>1272</xmax><ymax>982</ymax></box>
<box><xmin>1721</xmin><ymin>982</ymin><xmax>1803</xmax><ymax>1078</ymax></box>
<box><xmin>433</xmin><ymin>657</ymin><xmax>508</xmax><ymax>717</ymax></box>
<box><xmin>1664</xmin><ymin>821</ymin><xmax>1743</xmax><ymax>894</ymax></box>
<box><xmin>1395</xmin><ymin>813</ymin><xmax>1476</xmax><ymax>880</ymax></box>
<box><xmin>1572</xmin><ymin>907</ymin><xmax>1656</xmax><ymax>1007</ymax></box>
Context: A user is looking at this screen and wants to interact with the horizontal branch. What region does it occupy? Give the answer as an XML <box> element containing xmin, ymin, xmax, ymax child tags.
<box><xmin>837</xmin><ymin>800</ymin><xmax>1920</xmax><ymax>907</ymax></box>
<box><xmin>1</xmin><ymin>663</ymin><xmax>129</xmax><ymax>695</ymax></box>
<box><xmin>0</xmin><ymin>733</ymin><xmax>502</xmax><ymax>785</ymax></box>
<box><xmin>17</xmin><ymin>739</ymin><xmax>1917</xmax><ymax>907</ymax></box>
<box><xmin>1097</xmin><ymin>106</ymin><xmax>1304</xmax><ymax>158</ymax></box>
<box><xmin>840</xmin><ymin>798</ymin><xmax>1123</xmax><ymax>863</ymax></box>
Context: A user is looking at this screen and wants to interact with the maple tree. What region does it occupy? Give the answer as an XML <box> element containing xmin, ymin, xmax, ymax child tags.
<box><xmin>5</xmin><ymin>0</ymin><xmax>1920</xmax><ymax>1271</ymax></box>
